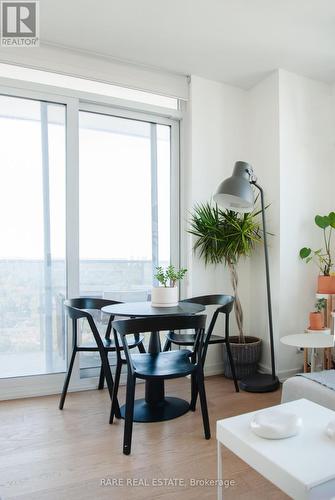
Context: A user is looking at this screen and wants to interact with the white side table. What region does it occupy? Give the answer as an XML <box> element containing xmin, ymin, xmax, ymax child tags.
<box><xmin>217</xmin><ymin>399</ymin><xmax>335</xmax><ymax>499</ymax></box>
<box><xmin>281</xmin><ymin>332</ymin><xmax>333</xmax><ymax>372</ymax></box>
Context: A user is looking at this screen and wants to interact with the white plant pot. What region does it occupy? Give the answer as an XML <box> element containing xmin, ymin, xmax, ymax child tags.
<box><xmin>151</xmin><ymin>286</ymin><xmax>178</xmax><ymax>307</ymax></box>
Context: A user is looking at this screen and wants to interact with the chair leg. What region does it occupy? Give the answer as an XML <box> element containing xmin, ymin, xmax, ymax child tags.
<box><xmin>138</xmin><ymin>342</ymin><xmax>146</xmax><ymax>353</ymax></box>
<box><xmin>201</xmin><ymin>342</ymin><xmax>209</xmax><ymax>367</ymax></box>
<box><xmin>226</xmin><ymin>341</ymin><xmax>239</xmax><ymax>392</ymax></box>
<box><xmin>59</xmin><ymin>348</ymin><xmax>77</xmax><ymax>410</ymax></box>
<box><xmin>192</xmin><ymin>342</ymin><xmax>211</xmax><ymax>411</ymax></box>
<box><xmin>163</xmin><ymin>338</ymin><xmax>172</xmax><ymax>352</ymax></box>
<box><xmin>98</xmin><ymin>366</ymin><xmax>105</xmax><ymax>390</ymax></box>
<box><xmin>190</xmin><ymin>372</ymin><xmax>198</xmax><ymax>411</ymax></box>
<box><xmin>196</xmin><ymin>366</ymin><xmax>211</xmax><ymax>439</ymax></box>
<box><xmin>110</xmin><ymin>360</ymin><xmax>122</xmax><ymax>424</ymax></box>
<box><xmin>123</xmin><ymin>374</ymin><xmax>136</xmax><ymax>455</ymax></box>
<box><xmin>100</xmin><ymin>350</ymin><xmax>121</xmax><ymax>419</ymax></box>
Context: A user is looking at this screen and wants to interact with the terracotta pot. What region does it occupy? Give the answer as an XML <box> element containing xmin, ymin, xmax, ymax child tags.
<box><xmin>317</xmin><ymin>275</ymin><xmax>335</xmax><ymax>294</ymax></box>
<box><xmin>309</xmin><ymin>312</ymin><xmax>323</xmax><ymax>330</ymax></box>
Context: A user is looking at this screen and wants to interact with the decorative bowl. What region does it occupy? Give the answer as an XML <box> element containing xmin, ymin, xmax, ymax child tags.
<box><xmin>250</xmin><ymin>409</ymin><xmax>303</xmax><ymax>439</ymax></box>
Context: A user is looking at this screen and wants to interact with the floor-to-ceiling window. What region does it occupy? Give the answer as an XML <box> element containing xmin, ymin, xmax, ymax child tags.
<box><xmin>0</xmin><ymin>87</ymin><xmax>179</xmax><ymax>395</ymax></box>
<box><xmin>78</xmin><ymin>109</ymin><xmax>172</xmax><ymax>376</ymax></box>
<box><xmin>0</xmin><ymin>94</ymin><xmax>66</xmax><ymax>378</ymax></box>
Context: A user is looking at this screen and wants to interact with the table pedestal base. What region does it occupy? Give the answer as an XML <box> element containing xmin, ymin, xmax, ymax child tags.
<box><xmin>120</xmin><ymin>397</ymin><xmax>190</xmax><ymax>423</ymax></box>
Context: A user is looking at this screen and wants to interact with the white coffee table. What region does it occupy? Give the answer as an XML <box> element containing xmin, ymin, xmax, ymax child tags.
<box><xmin>217</xmin><ymin>399</ymin><xmax>335</xmax><ymax>499</ymax></box>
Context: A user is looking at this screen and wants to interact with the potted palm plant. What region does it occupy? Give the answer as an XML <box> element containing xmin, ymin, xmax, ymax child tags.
<box><xmin>299</xmin><ymin>213</ymin><xmax>335</xmax><ymax>294</ymax></box>
<box><xmin>189</xmin><ymin>202</ymin><xmax>263</xmax><ymax>379</ymax></box>
<box><xmin>152</xmin><ymin>265</ymin><xmax>187</xmax><ymax>307</ymax></box>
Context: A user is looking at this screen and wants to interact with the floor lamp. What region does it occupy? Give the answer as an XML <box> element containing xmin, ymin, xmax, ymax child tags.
<box><xmin>214</xmin><ymin>161</ymin><xmax>279</xmax><ymax>392</ymax></box>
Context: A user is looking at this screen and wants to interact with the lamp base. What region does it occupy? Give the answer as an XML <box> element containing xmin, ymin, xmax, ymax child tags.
<box><xmin>239</xmin><ymin>373</ymin><xmax>280</xmax><ymax>393</ymax></box>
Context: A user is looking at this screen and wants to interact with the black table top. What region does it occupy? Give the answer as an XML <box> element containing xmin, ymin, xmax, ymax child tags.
<box><xmin>101</xmin><ymin>301</ymin><xmax>205</xmax><ymax>317</ymax></box>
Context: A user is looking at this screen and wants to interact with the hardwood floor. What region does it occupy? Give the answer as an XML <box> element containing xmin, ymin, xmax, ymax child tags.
<box><xmin>0</xmin><ymin>375</ymin><xmax>288</xmax><ymax>500</ymax></box>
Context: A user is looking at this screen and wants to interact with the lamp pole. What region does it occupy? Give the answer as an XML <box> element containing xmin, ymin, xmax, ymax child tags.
<box><xmin>251</xmin><ymin>182</ymin><xmax>276</xmax><ymax>380</ymax></box>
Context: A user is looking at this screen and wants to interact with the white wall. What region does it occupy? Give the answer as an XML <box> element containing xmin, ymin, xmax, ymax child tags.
<box><xmin>247</xmin><ymin>72</ymin><xmax>281</xmax><ymax>372</ymax></box>
<box><xmin>278</xmin><ymin>69</ymin><xmax>335</xmax><ymax>376</ymax></box>
<box><xmin>184</xmin><ymin>75</ymin><xmax>251</xmax><ymax>374</ymax></box>
<box><xmin>186</xmin><ymin>70</ymin><xmax>335</xmax><ymax>379</ymax></box>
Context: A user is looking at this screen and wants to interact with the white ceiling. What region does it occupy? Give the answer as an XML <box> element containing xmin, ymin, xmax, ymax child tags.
<box><xmin>41</xmin><ymin>0</ymin><xmax>335</xmax><ymax>89</ymax></box>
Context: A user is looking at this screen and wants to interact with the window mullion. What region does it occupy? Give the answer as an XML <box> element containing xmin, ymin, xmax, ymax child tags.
<box><xmin>150</xmin><ymin>123</ymin><xmax>159</xmax><ymax>285</ymax></box>
<box><xmin>65</xmin><ymin>98</ymin><xmax>80</xmax><ymax>384</ymax></box>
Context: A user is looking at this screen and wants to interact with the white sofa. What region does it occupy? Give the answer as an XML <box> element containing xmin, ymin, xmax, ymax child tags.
<box><xmin>281</xmin><ymin>374</ymin><xmax>335</xmax><ymax>411</ymax></box>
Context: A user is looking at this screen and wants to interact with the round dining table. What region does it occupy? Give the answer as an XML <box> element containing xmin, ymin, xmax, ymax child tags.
<box><xmin>101</xmin><ymin>301</ymin><xmax>205</xmax><ymax>423</ymax></box>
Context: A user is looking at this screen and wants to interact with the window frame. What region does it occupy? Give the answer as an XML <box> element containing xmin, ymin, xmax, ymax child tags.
<box><xmin>0</xmin><ymin>80</ymin><xmax>180</xmax><ymax>399</ymax></box>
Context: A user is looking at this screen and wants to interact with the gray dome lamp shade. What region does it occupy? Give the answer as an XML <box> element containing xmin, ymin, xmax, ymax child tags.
<box><xmin>213</xmin><ymin>161</ymin><xmax>254</xmax><ymax>212</ymax></box>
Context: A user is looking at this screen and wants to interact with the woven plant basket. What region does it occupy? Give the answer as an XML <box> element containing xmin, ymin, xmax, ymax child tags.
<box><xmin>223</xmin><ymin>336</ymin><xmax>262</xmax><ymax>380</ymax></box>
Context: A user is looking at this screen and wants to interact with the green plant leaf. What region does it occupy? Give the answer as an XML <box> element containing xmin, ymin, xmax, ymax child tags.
<box><xmin>315</xmin><ymin>297</ymin><xmax>327</xmax><ymax>312</ymax></box>
<box><xmin>154</xmin><ymin>264</ymin><xmax>187</xmax><ymax>287</ymax></box>
<box><xmin>298</xmin><ymin>214</ymin><xmax>334</xmax><ymax>275</ymax></box>
<box><xmin>188</xmin><ymin>202</ymin><xmax>263</xmax><ymax>266</ymax></box>
<box><xmin>315</xmin><ymin>215</ymin><xmax>330</xmax><ymax>229</ymax></box>
<box><xmin>299</xmin><ymin>247</ymin><xmax>311</xmax><ymax>259</ymax></box>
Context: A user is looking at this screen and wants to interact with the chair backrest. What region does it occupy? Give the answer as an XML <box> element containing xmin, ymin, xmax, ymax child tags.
<box><xmin>64</xmin><ymin>297</ymin><xmax>122</xmax><ymax>347</ymax></box>
<box><xmin>181</xmin><ymin>294</ymin><xmax>234</xmax><ymax>311</ymax></box>
<box><xmin>112</xmin><ymin>315</ymin><xmax>207</xmax><ymax>373</ymax></box>
<box><xmin>181</xmin><ymin>294</ymin><xmax>235</xmax><ymax>343</ymax></box>
<box><xmin>64</xmin><ymin>297</ymin><xmax>122</xmax><ymax>317</ymax></box>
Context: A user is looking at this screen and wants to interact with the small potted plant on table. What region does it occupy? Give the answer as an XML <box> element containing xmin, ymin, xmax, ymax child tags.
<box><xmin>299</xmin><ymin>213</ymin><xmax>335</xmax><ymax>293</ymax></box>
<box><xmin>151</xmin><ymin>265</ymin><xmax>187</xmax><ymax>307</ymax></box>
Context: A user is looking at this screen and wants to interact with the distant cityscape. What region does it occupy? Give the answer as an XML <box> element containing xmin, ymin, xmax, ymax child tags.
<box><xmin>0</xmin><ymin>259</ymin><xmax>167</xmax><ymax>378</ymax></box>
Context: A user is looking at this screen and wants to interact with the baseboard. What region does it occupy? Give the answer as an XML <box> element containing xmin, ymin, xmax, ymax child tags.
<box><xmin>257</xmin><ymin>362</ymin><xmax>302</xmax><ymax>383</ymax></box>
<box><xmin>1</xmin><ymin>365</ymin><xmax>223</xmax><ymax>401</ymax></box>
<box><xmin>203</xmin><ymin>362</ymin><xmax>224</xmax><ymax>377</ymax></box>
<box><xmin>0</xmin><ymin>372</ymin><xmax>146</xmax><ymax>401</ymax></box>
<box><xmin>0</xmin><ymin>381</ymin><xmax>99</xmax><ymax>401</ymax></box>
<box><xmin>205</xmin><ymin>361</ymin><xmax>303</xmax><ymax>382</ymax></box>
<box><xmin>276</xmin><ymin>367</ymin><xmax>303</xmax><ymax>382</ymax></box>
<box><xmin>0</xmin><ymin>362</ymin><xmax>303</xmax><ymax>401</ymax></box>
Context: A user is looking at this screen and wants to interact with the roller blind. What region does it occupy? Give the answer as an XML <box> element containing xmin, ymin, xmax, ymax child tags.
<box><xmin>0</xmin><ymin>43</ymin><xmax>189</xmax><ymax>100</ymax></box>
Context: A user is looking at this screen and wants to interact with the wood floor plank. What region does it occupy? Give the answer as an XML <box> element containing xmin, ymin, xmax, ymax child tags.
<box><xmin>0</xmin><ymin>375</ymin><xmax>287</xmax><ymax>499</ymax></box>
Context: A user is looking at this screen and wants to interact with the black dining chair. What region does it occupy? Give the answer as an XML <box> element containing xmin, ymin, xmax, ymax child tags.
<box><xmin>59</xmin><ymin>297</ymin><xmax>146</xmax><ymax>415</ymax></box>
<box><xmin>110</xmin><ymin>314</ymin><xmax>210</xmax><ymax>455</ymax></box>
<box><xmin>163</xmin><ymin>295</ymin><xmax>239</xmax><ymax>398</ymax></box>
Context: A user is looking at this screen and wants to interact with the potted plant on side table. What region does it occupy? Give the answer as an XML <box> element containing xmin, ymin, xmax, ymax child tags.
<box><xmin>309</xmin><ymin>298</ymin><xmax>326</xmax><ymax>330</ymax></box>
<box><xmin>189</xmin><ymin>202</ymin><xmax>264</xmax><ymax>379</ymax></box>
<box><xmin>151</xmin><ymin>265</ymin><xmax>187</xmax><ymax>307</ymax></box>
<box><xmin>299</xmin><ymin>213</ymin><xmax>335</xmax><ymax>293</ymax></box>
